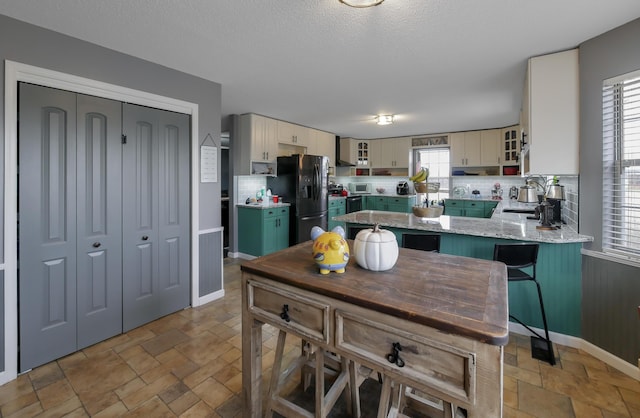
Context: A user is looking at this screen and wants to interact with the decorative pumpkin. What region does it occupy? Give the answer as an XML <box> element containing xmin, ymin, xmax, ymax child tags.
<box><xmin>310</xmin><ymin>226</ymin><xmax>350</xmax><ymax>274</ymax></box>
<box><xmin>353</xmin><ymin>224</ymin><xmax>399</xmax><ymax>271</ymax></box>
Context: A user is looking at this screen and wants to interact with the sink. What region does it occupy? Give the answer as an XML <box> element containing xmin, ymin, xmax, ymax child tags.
<box><xmin>502</xmin><ymin>208</ymin><xmax>536</xmax><ymax>214</ymax></box>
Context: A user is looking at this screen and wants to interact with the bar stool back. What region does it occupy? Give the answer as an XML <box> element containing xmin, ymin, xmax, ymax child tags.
<box><xmin>493</xmin><ymin>243</ymin><xmax>555</xmax><ymax>365</ymax></box>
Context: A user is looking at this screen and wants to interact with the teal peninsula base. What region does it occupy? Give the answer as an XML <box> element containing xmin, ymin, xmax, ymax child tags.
<box><xmin>335</xmin><ymin>210</ymin><xmax>593</xmax><ymax>338</ymax></box>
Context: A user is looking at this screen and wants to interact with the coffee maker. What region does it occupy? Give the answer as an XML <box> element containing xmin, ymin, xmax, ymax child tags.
<box><xmin>545</xmin><ymin>183</ymin><xmax>565</xmax><ymax>224</ymax></box>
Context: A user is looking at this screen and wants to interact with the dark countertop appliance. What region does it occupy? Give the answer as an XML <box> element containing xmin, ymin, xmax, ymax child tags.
<box><xmin>328</xmin><ymin>183</ymin><xmax>344</xmax><ymax>196</ymax></box>
<box><xmin>267</xmin><ymin>154</ymin><xmax>328</xmax><ymax>244</ymax></box>
<box><xmin>396</xmin><ymin>181</ymin><xmax>409</xmax><ymax>195</ymax></box>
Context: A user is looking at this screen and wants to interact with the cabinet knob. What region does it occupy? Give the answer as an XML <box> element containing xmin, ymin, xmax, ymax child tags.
<box><xmin>142</xmin><ymin>235</ymin><xmax>149</xmax><ymax>241</ymax></box>
<box><xmin>92</xmin><ymin>242</ymin><xmax>101</xmax><ymax>248</ymax></box>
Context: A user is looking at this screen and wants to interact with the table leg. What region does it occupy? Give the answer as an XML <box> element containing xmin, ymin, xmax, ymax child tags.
<box><xmin>242</xmin><ymin>315</ymin><xmax>263</xmax><ymax>417</ymax></box>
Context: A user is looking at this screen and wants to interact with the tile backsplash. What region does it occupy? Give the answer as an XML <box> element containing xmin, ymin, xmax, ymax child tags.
<box><xmin>237</xmin><ymin>174</ymin><xmax>580</xmax><ymax>232</ymax></box>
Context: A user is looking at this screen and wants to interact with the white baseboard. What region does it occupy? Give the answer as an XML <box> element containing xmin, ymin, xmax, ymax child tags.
<box><xmin>195</xmin><ymin>289</ymin><xmax>225</xmax><ymax>306</ymax></box>
<box><xmin>509</xmin><ymin>322</ymin><xmax>640</xmax><ymax>380</ymax></box>
<box><xmin>227</xmin><ymin>252</ymin><xmax>256</xmax><ymax>260</ymax></box>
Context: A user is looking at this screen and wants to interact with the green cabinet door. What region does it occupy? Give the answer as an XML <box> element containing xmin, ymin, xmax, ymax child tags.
<box><xmin>238</xmin><ymin>206</ymin><xmax>289</xmax><ymax>256</ymax></box>
<box><xmin>444</xmin><ymin>199</ymin><xmax>464</xmax><ymax>216</ymax></box>
<box><xmin>387</xmin><ymin>196</ymin><xmax>415</xmax><ymax>213</ymax></box>
<box><xmin>464</xmin><ymin>200</ymin><xmax>485</xmax><ymax>218</ymax></box>
<box><xmin>328</xmin><ymin>198</ymin><xmax>346</xmax><ymax>231</ymax></box>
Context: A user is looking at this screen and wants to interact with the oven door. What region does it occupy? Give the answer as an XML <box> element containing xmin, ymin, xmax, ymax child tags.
<box><xmin>346</xmin><ymin>196</ymin><xmax>362</xmax><ymax>213</ymax></box>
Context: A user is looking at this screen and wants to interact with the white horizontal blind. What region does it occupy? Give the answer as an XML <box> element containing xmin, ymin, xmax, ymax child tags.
<box><xmin>602</xmin><ymin>73</ymin><xmax>640</xmax><ymax>259</ymax></box>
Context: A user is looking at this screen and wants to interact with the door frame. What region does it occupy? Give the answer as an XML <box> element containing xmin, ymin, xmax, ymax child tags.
<box><xmin>3</xmin><ymin>60</ymin><xmax>202</xmax><ymax>385</ymax></box>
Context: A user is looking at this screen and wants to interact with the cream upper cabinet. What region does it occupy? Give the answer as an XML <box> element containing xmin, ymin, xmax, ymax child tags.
<box><xmin>237</xmin><ymin>113</ymin><xmax>278</xmax><ymax>175</ymax></box>
<box><xmin>521</xmin><ymin>48</ymin><xmax>579</xmax><ymax>175</ymax></box>
<box><xmin>310</xmin><ymin>130</ymin><xmax>336</xmax><ymax>166</ymax></box>
<box><xmin>340</xmin><ymin>138</ymin><xmax>370</xmax><ymax>166</ymax></box>
<box><xmin>277</xmin><ymin>120</ymin><xmax>310</xmax><ymax>147</ymax></box>
<box><xmin>480</xmin><ymin>129</ymin><xmax>501</xmax><ymax>166</ymax></box>
<box><xmin>501</xmin><ymin>125</ymin><xmax>520</xmax><ymax>166</ymax></box>
<box><xmin>246</xmin><ymin>114</ymin><xmax>278</xmax><ymax>163</ymax></box>
<box><xmin>450</xmin><ymin>131</ymin><xmax>481</xmax><ymax>167</ymax></box>
<box><xmin>371</xmin><ymin>137</ymin><xmax>411</xmax><ymax>168</ymax></box>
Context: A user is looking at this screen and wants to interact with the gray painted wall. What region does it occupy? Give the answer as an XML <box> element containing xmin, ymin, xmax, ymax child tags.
<box><xmin>1</xmin><ymin>14</ymin><xmax>223</xmax><ymax>374</ymax></box>
<box><xmin>579</xmin><ymin>18</ymin><xmax>640</xmax><ymax>365</ymax></box>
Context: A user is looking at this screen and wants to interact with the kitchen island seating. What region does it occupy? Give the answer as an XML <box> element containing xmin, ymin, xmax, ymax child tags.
<box><xmin>401</xmin><ymin>233</ymin><xmax>441</xmax><ymax>252</ymax></box>
<box><xmin>493</xmin><ymin>243</ymin><xmax>555</xmax><ymax>365</ymax></box>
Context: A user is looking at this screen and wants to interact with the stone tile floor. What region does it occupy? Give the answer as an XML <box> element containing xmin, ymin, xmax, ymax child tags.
<box><xmin>0</xmin><ymin>258</ymin><xmax>638</xmax><ymax>417</ymax></box>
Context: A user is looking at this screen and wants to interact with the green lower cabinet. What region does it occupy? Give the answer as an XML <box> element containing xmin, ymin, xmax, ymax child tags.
<box><xmin>366</xmin><ymin>195</ymin><xmax>415</xmax><ymax>212</ymax></box>
<box><xmin>328</xmin><ymin>198</ymin><xmax>346</xmax><ymax>232</ymax></box>
<box><xmin>238</xmin><ymin>206</ymin><xmax>289</xmax><ymax>257</ymax></box>
<box><xmin>444</xmin><ymin>199</ymin><xmax>497</xmax><ymax>218</ymax></box>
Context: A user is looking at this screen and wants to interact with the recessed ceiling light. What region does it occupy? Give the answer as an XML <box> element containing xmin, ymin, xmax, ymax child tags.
<box><xmin>339</xmin><ymin>0</ymin><xmax>385</xmax><ymax>8</ymax></box>
<box><xmin>376</xmin><ymin>114</ymin><xmax>394</xmax><ymax>125</ymax></box>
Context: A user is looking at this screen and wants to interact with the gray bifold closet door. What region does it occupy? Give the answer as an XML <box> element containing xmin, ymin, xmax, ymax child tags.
<box><xmin>121</xmin><ymin>103</ymin><xmax>190</xmax><ymax>332</ymax></box>
<box><xmin>18</xmin><ymin>84</ymin><xmax>190</xmax><ymax>371</ymax></box>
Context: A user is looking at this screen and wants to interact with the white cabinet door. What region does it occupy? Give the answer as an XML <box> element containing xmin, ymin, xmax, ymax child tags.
<box><xmin>312</xmin><ymin>130</ymin><xmax>336</xmax><ymax>166</ymax></box>
<box><xmin>480</xmin><ymin>129</ymin><xmax>500</xmax><ymax>166</ymax></box>
<box><xmin>277</xmin><ymin>120</ymin><xmax>309</xmax><ymax>147</ymax></box>
<box><xmin>250</xmin><ymin>114</ymin><xmax>277</xmax><ymax>162</ymax></box>
<box><xmin>523</xmin><ymin>48</ymin><xmax>579</xmax><ymax>175</ymax></box>
<box><xmin>394</xmin><ymin>137</ymin><xmax>411</xmax><ymax>168</ymax></box>
<box><xmin>451</xmin><ymin>131</ymin><xmax>481</xmax><ymax>167</ymax></box>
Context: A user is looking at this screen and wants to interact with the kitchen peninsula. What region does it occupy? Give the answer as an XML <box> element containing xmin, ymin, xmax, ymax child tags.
<box><xmin>334</xmin><ymin>208</ymin><xmax>593</xmax><ymax>338</ymax></box>
<box><xmin>241</xmin><ymin>241</ymin><xmax>508</xmax><ymax>417</ymax></box>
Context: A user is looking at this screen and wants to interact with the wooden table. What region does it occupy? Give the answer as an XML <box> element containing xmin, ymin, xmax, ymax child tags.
<box><xmin>241</xmin><ymin>241</ymin><xmax>508</xmax><ymax>417</ymax></box>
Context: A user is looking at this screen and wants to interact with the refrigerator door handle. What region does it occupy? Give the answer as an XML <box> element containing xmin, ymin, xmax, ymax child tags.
<box><xmin>313</xmin><ymin>163</ymin><xmax>319</xmax><ymax>200</ymax></box>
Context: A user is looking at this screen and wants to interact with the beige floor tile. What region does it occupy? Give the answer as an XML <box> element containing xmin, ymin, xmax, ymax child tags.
<box><xmin>64</xmin><ymin>350</ymin><xmax>137</xmax><ymax>395</ymax></box>
<box><xmin>618</xmin><ymin>387</ymin><xmax>640</xmax><ymax>418</ymax></box>
<box><xmin>0</xmin><ymin>374</ymin><xmax>36</xmax><ymax>408</ymax></box>
<box><xmin>0</xmin><ymin>391</ymin><xmax>39</xmax><ymax>417</ymax></box>
<box><xmin>541</xmin><ymin>364</ymin><xmax>629</xmax><ymax>416</ymax></box>
<box><xmin>91</xmin><ymin>401</ymin><xmax>129</xmax><ymax>418</ymax></box>
<box><xmin>505</xmin><ymin>363</ymin><xmax>543</xmax><ymax>387</ymax></box>
<box><xmin>4</xmin><ymin>401</ymin><xmax>43</xmax><ymax>418</ymax></box>
<box><xmin>179</xmin><ymin>400</ymin><xmax>217</xmax><ymax>417</ymax></box>
<box><xmin>518</xmin><ymin>380</ymin><xmax>574</xmax><ymax>418</ymax></box>
<box><xmin>504</xmin><ymin>387</ymin><xmax>519</xmax><ymax>409</ymax></box>
<box><xmin>168</xmin><ymin>391</ymin><xmax>201</xmax><ymax>415</ymax></box>
<box><xmin>121</xmin><ymin>396</ymin><xmax>175</xmax><ymax>418</ymax></box>
<box><xmin>191</xmin><ymin>377</ymin><xmax>234</xmax><ymax>409</ymax></box>
<box><xmin>28</xmin><ymin>362</ymin><xmax>65</xmax><ymax>390</ymax></box>
<box><xmin>35</xmin><ymin>396</ymin><xmax>82</xmax><ymax>418</ymax></box>
<box><xmin>76</xmin><ymin>389</ymin><xmax>120</xmax><ymax>416</ymax></box>
<box><xmin>572</xmin><ymin>399</ymin><xmax>604</xmax><ymax>417</ymax></box>
<box><xmin>142</xmin><ymin>329</ymin><xmax>192</xmax><ymax>357</ymax></box>
<box><xmin>36</xmin><ymin>379</ymin><xmax>76</xmax><ymax>409</ymax></box>
<box><xmin>182</xmin><ymin>358</ymin><xmax>229</xmax><ymax>389</ymax></box>
<box><xmin>120</xmin><ymin>374</ymin><xmax>178</xmax><ymax>410</ymax></box>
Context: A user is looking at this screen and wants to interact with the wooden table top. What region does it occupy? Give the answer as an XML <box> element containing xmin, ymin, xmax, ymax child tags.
<box><xmin>241</xmin><ymin>241</ymin><xmax>509</xmax><ymax>346</ymax></box>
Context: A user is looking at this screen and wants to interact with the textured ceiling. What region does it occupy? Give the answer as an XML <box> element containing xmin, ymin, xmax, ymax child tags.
<box><xmin>2</xmin><ymin>0</ymin><xmax>640</xmax><ymax>139</ymax></box>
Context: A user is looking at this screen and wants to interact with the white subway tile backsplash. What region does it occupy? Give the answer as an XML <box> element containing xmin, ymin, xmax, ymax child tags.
<box><xmin>236</xmin><ymin>175</ymin><xmax>267</xmax><ymax>204</ymax></box>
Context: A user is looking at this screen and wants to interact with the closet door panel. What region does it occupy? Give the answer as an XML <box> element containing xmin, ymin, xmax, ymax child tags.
<box><xmin>18</xmin><ymin>83</ymin><xmax>78</xmax><ymax>371</ymax></box>
<box><xmin>76</xmin><ymin>94</ymin><xmax>123</xmax><ymax>349</ymax></box>
<box><xmin>122</xmin><ymin>104</ymin><xmax>189</xmax><ymax>331</ymax></box>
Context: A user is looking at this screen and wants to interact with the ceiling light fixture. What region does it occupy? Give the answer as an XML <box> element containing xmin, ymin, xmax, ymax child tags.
<box><xmin>339</xmin><ymin>0</ymin><xmax>385</xmax><ymax>8</ymax></box>
<box><xmin>376</xmin><ymin>114</ymin><xmax>394</xmax><ymax>125</ymax></box>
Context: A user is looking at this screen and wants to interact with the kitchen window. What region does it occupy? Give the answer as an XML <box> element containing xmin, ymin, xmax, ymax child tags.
<box><xmin>602</xmin><ymin>70</ymin><xmax>640</xmax><ymax>259</ymax></box>
<box><xmin>413</xmin><ymin>147</ymin><xmax>450</xmax><ymax>201</ymax></box>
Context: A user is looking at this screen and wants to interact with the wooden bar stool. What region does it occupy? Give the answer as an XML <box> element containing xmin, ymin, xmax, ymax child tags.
<box><xmin>377</xmin><ymin>377</ymin><xmax>462</xmax><ymax>418</ymax></box>
<box><xmin>265</xmin><ymin>330</ymin><xmax>356</xmax><ymax>418</ymax></box>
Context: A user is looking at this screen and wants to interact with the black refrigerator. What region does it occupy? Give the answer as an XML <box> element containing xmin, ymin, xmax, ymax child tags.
<box><xmin>267</xmin><ymin>154</ymin><xmax>328</xmax><ymax>244</ymax></box>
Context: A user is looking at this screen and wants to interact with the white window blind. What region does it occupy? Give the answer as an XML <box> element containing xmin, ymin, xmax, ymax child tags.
<box><xmin>602</xmin><ymin>71</ymin><xmax>640</xmax><ymax>259</ymax></box>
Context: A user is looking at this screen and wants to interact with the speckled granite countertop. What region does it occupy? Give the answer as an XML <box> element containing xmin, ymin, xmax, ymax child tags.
<box><xmin>333</xmin><ymin>203</ymin><xmax>593</xmax><ymax>244</ymax></box>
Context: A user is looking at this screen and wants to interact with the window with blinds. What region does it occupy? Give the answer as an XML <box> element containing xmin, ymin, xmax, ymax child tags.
<box><xmin>413</xmin><ymin>147</ymin><xmax>450</xmax><ymax>202</ymax></box>
<box><xmin>602</xmin><ymin>70</ymin><xmax>640</xmax><ymax>259</ymax></box>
